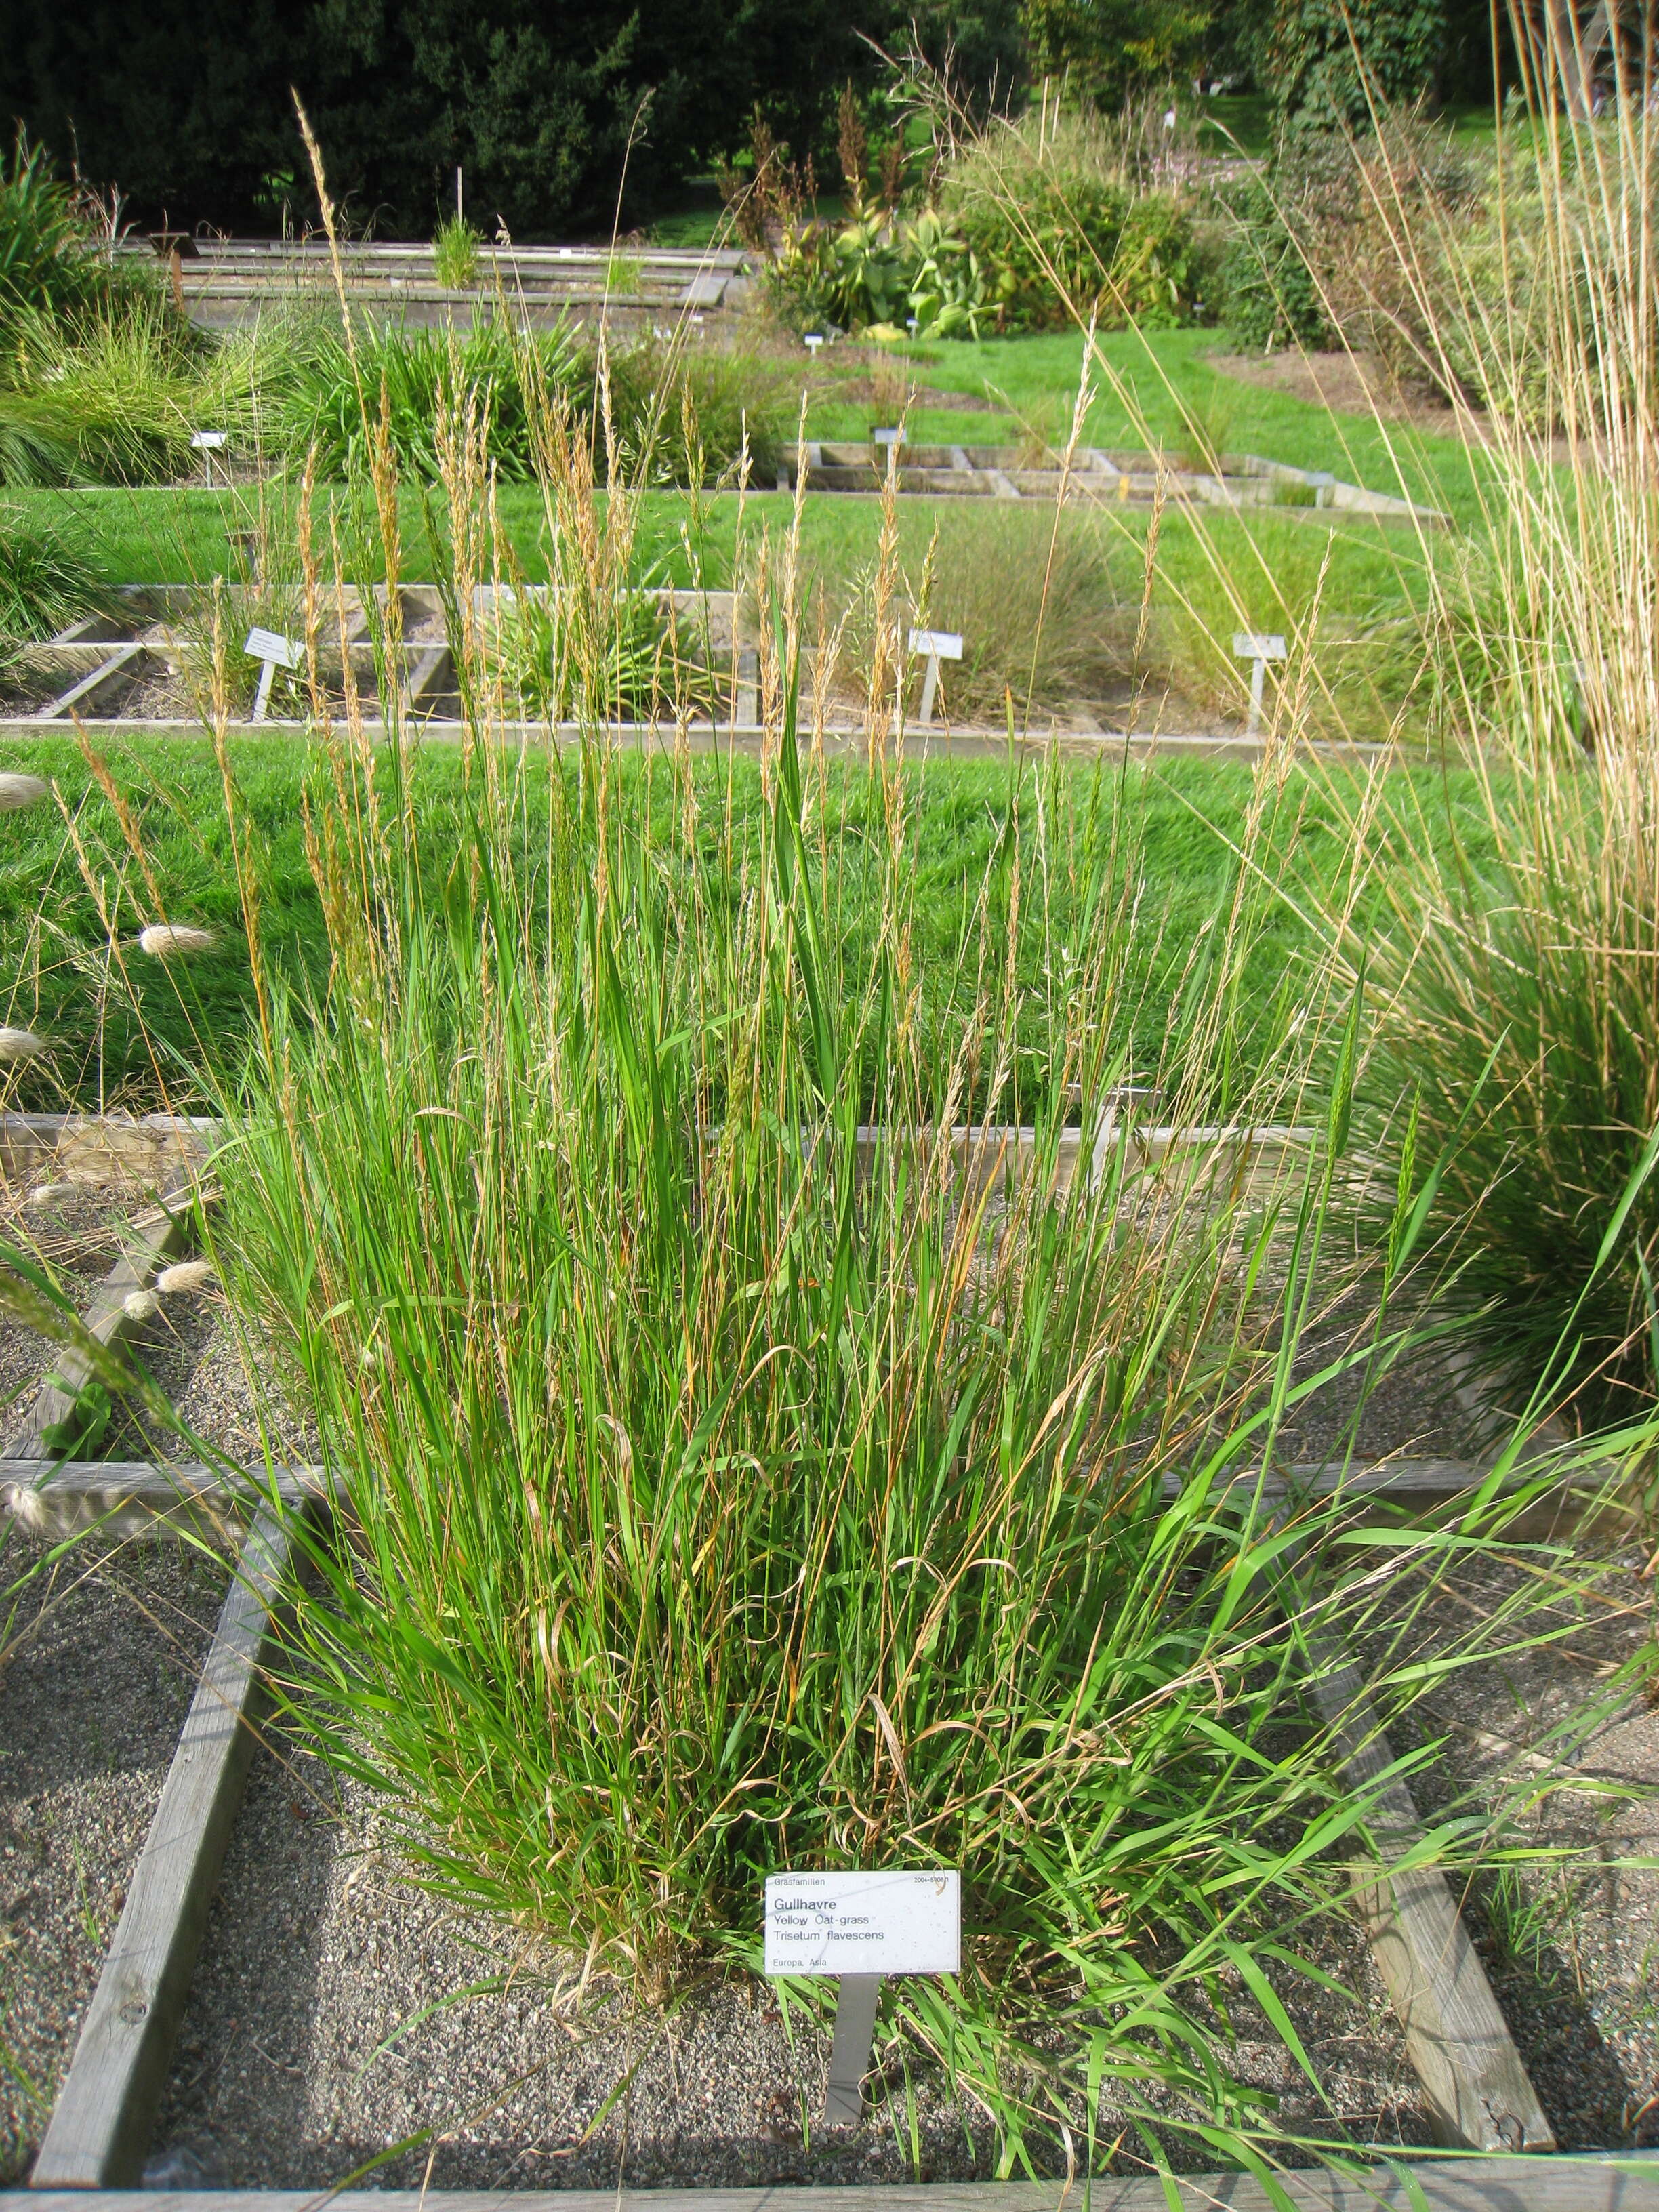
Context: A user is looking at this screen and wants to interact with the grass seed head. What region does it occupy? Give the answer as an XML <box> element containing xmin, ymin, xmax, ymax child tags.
<box><xmin>138</xmin><ymin>923</ymin><xmax>215</xmax><ymax>958</ymax></box>
<box><xmin>0</xmin><ymin>1027</ymin><xmax>46</xmax><ymax>1061</ymax></box>
<box><xmin>155</xmin><ymin>1258</ymin><xmax>216</xmax><ymax>1294</ymax></box>
<box><xmin>121</xmin><ymin>1288</ymin><xmax>159</xmax><ymax>1321</ymax></box>
<box><xmin>0</xmin><ymin>775</ymin><xmax>49</xmax><ymax>811</ymax></box>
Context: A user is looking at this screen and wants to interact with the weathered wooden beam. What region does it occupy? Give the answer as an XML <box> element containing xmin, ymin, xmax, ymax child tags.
<box><xmin>5</xmin><ymin>1199</ymin><xmax>193</xmax><ymax>1462</ymax></box>
<box><xmin>0</xmin><ymin>1457</ymin><xmax>321</xmax><ymax>1540</ymax></box>
<box><xmin>28</xmin><ymin>1507</ymin><xmax>295</xmax><ymax>2187</ymax></box>
<box><xmin>0</xmin><ymin>1112</ymin><xmax>215</xmax><ymax>1187</ymax></box>
<box><xmin>13</xmin><ymin>2158</ymin><xmax>1659</xmax><ymax>2210</ymax></box>
<box><xmin>1284</xmin><ymin>1551</ymin><xmax>1555</xmax><ymax>2155</ymax></box>
<box><xmin>35</xmin><ymin>643</ymin><xmax>151</xmax><ymax>721</ymax></box>
<box><xmin>0</xmin><ymin>1448</ymin><xmax>1607</xmax><ymax>1546</ymax></box>
<box><xmin>1329</xmin><ymin>1687</ymin><xmax>1555</xmax><ymax>2152</ymax></box>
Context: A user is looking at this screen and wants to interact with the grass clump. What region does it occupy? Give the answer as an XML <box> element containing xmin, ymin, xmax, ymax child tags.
<box><xmin>432</xmin><ymin>216</ymin><xmax>481</xmax><ymax>290</ymax></box>
<box><xmin>203</xmin><ymin>670</ymin><xmax>1576</xmax><ymax>2169</ymax></box>
<box><xmin>0</xmin><ymin>133</ymin><xmax>159</xmax><ymax>339</ymax></box>
<box><xmin>825</xmin><ymin>503</ymin><xmax>1129</xmax><ymax>720</ymax></box>
<box><xmin>0</xmin><ymin>302</ymin><xmax>251</xmax><ymax>487</ymax></box>
<box><xmin>0</xmin><ymin>504</ymin><xmax>101</xmax><ymax>659</ymax></box>
<box><xmin>268</xmin><ymin>315</ymin><xmax>581</xmax><ymax>484</ymax></box>
<box><xmin>1296</xmin><ymin>87</ymin><xmax>1659</xmax><ymax>1427</ymax></box>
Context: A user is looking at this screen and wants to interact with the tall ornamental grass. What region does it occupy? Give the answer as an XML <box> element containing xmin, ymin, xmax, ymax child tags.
<box><xmin>161</xmin><ymin>340</ymin><xmax>1637</xmax><ymax>2176</ymax></box>
<box><xmin>935</xmin><ymin>27</ymin><xmax>1659</xmax><ymax>1431</ymax></box>
<box><xmin>1294</xmin><ymin>53</ymin><xmax>1659</xmax><ymax>1427</ymax></box>
<box><xmin>16</xmin><ymin>110</ymin><xmax>1642</xmax><ymax>2179</ymax></box>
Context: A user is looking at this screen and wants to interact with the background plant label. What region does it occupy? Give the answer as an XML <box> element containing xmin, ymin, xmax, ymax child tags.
<box><xmin>244</xmin><ymin>628</ymin><xmax>300</xmax><ymax>668</ymax></box>
<box><xmin>764</xmin><ymin>1869</ymin><xmax>960</xmax><ymax>1976</ymax></box>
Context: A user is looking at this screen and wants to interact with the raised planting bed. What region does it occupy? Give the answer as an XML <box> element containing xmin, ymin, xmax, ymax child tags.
<box><xmin>0</xmin><ymin>1115</ymin><xmax>1650</xmax><ymax>2200</ymax></box>
<box><xmin>787</xmin><ymin>445</ymin><xmax>1450</xmax><ymax>527</ymax></box>
<box><xmin>123</xmin><ymin>238</ymin><xmax>753</xmax><ymax>331</ymax></box>
<box><xmin>0</xmin><ymin>587</ymin><xmax>1390</xmax><ymax>762</ymax></box>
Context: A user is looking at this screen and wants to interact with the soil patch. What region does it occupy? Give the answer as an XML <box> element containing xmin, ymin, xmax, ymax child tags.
<box><xmin>1395</xmin><ymin>1547</ymin><xmax>1659</xmax><ymax>2147</ymax></box>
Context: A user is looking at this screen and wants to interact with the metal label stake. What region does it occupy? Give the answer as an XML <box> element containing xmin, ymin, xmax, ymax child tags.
<box><xmin>1232</xmin><ymin>630</ymin><xmax>1286</xmax><ymax>735</ymax></box>
<box><xmin>822</xmin><ymin>1972</ymin><xmax>884</xmax><ymax>2125</ymax></box>
<box><xmin>906</xmin><ymin>628</ymin><xmax>964</xmax><ymax>729</ymax></box>
<box><xmin>763</xmin><ymin>1868</ymin><xmax>960</xmax><ymax>2131</ymax></box>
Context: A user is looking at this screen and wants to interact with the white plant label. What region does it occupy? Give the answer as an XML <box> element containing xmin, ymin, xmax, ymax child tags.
<box><xmin>1231</xmin><ymin>633</ymin><xmax>1286</xmax><ymax>735</ymax></box>
<box><xmin>190</xmin><ymin>430</ymin><xmax>228</xmax><ymax>450</ymax></box>
<box><xmin>244</xmin><ymin>628</ymin><xmax>302</xmax><ymax>722</ymax></box>
<box><xmin>245</xmin><ymin>628</ymin><xmax>300</xmax><ymax>670</ymax></box>
<box><xmin>908</xmin><ymin>629</ymin><xmax>963</xmax><ymax>661</ymax></box>
<box><xmin>764</xmin><ymin>1869</ymin><xmax>960</xmax><ymax>1976</ymax></box>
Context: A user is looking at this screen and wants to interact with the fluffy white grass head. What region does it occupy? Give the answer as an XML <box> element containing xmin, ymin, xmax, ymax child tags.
<box><xmin>121</xmin><ymin>1288</ymin><xmax>160</xmax><ymax>1322</ymax></box>
<box><xmin>138</xmin><ymin>924</ymin><xmax>216</xmax><ymax>960</ymax></box>
<box><xmin>156</xmin><ymin>1258</ymin><xmax>216</xmax><ymax>1294</ymax></box>
<box><xmin>0</xmin><ymin>775</ymin><xmax>50</xmax><ymax>813</ymax></box>
<box><xmin>26</xmin><ymin>1180</ymin><xmax>78</xmax><ymax>1205</ymax></box>
<box><xmin>0</xmin><ymin>1028</ymin><xmax>47</xmax><ymax>1062</ymax></box>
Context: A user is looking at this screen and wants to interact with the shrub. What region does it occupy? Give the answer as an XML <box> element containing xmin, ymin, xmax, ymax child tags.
<box><xmin>1213</xmin><ymin>180</ymin><xmax>1327</xmax><ymax>353</ymax></box>
<box><xmin>766</xmin><ymin>210</ymin><xmax>987</xmax><ymax>340</ymax></box>
<box><xmin>0</xmin><ymin>133</ymin><xmax>160</xmax><ymax>340</ymax></box>
<box><xmin>939</xmin><ymin>110</ymin><xmax>1206</xmax><ymax>332</ymax></box>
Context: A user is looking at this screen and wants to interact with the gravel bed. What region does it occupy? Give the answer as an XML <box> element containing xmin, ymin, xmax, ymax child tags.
<box><xmin>1388</xmin><ymin>1544</ymin><xmax>1659</xmax><ymax>2149</ymax></box>
<box><xmin>1275</xmin><ymin>1286</ymin><xmax>1490</xmax><ymax>1466</ymax></box>
<box><xmin>151</xmin><ymin>1740</ymin><xmax>1431</xmax><ymax>2192</ymax></box>
<box><xmin>0</xmin><ymin>1181</ymin><xmax>177</xmax><ymax>1448</ymax></box>
<box><xmin>0</xmin><ymin>1525</ymin><xmax>228</xmax><ymax>2183</ymax></box>
<box><xmin>6</xmin><ymin>1193</ymin><xmax>1645</xmax><ymax>2180</ymax></box>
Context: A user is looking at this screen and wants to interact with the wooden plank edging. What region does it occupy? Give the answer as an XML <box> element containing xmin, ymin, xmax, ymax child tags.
<box><xmin>11</xmin><ymin>2158</ymin><xmax>1659</xmax><ymax>2209</ymax></box>
<box><xmin>1309</xmin><ymin>1645</ymin><xmax>1555</xmax><ymax>2154</ymax></box>
<box><xmin>0</xmin><ymin>1450</ymin><xmax>1617</xmax><ymax>1545</ymax></box>
<box><xmin>5</xmin><ymin>1200</ymin><xmax>193</xmax><ymax>1461</ymax></box>
<box><xmin>28</xmin><ymin>1508</ymin><xmax>296</xmax><ymax>2188</ymax></box>
<box><xmin>1275</xmin><ymin>1525</ymin><xmax>1554</xmax><ymax>2157</ymax></box>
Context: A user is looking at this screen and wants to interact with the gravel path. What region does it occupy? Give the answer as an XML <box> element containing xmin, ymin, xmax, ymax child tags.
<box><xmin>150</xmin><ymin>1738</ymin><xmax>1430</xmax><ymax>2192</ymax></box>
<box><xmin>1391</xmin><ymin>1543</ymin><xmax>1659</xmax><ymax>2148</ymax></box>
<box><xmin>0</xmin><ymin>1527</ymin><xmax>227</xmax><ymax>2183</ymax></box>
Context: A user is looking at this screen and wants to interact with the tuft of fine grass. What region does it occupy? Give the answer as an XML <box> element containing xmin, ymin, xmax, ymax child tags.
<box><xmin>432</xmin><ymin>216</ymin><xmax>481</xmax><ymax>291</ymax></box>
<box><xmin>0</xmin><ymin>503</ymin><xmax>102</xmax><ymax>659</ymax></box>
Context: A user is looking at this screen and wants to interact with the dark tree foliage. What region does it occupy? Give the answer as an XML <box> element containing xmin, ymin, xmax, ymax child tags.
<box><xmin>0</xmin><ymin>0</ymin><xmax>897</xmax><ymax>237</ymax></box>
<box><xmin>1269</xmin><ymin>0</ymin><xmax>1450</xmax><ymax>130</ymax></box>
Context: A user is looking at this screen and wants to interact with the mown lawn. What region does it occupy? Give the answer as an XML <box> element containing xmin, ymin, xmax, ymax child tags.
<box><xmin>0</xmin><ymin>325</ymin><xmax>1495</xmax><ymax>744</ymax></box>
<box><xmin>0</xmin><ymin>735</ymin><xmax>1488</xmax><ymax>1113</ymax></box>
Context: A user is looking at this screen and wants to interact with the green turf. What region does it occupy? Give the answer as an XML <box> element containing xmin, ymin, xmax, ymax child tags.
<box><xmin>0</xmin><ymin>326</ymin><xmax>1493</xmax><ymax>750</ymax></box>
<box><xmin>0</xmin><ymin>325</ymin><xmax>1493</xmax><ymax>577</ymax></box>
<box><xmin>804</xmin><ymin>327</ymin><xmax>1494</xmax><ymax>525</ymax></box>
<box><xmin>0</xmin><ymin>735</ymin><xmax>1492</xmax><ymax>1113</ymax></box>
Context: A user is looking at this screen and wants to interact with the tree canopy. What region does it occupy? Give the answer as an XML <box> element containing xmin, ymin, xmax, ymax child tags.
<box><xmin>0</xmin><ymin>0</ymin><xmax>900</xmax><ymax>235</ymax></box>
